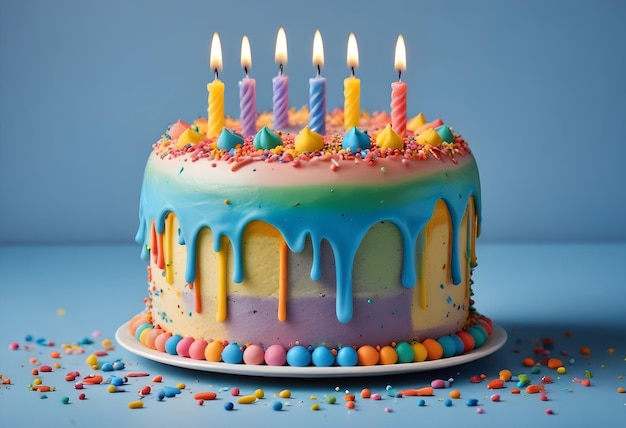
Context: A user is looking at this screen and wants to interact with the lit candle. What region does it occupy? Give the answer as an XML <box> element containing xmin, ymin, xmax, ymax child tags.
<box><xmin>207</xmin><ymin>33</ymin><xmax>224</xmax><ymax>138</ymax></box>
<box><xmin>239</xmin><ymin>35</ymin><xmax>257</xmax><ymax>136</ymax></box>
<box><xmin>272</xmin><ymin>27</ymin><xmax>289</xmax><ymax>130</ymax></box>
<box><xmin>391</xmin><ymin>34</ymin><xmax>407</xmax><ymax>137</ymax></box>
<box><xmin>308</xmin><ymin>30</ymin><xmax>326</xmax><ymax>135</ymax></box>
<box><xmin>344</xmin><ymin>32</ymin><xmax>360</xmax><ymax>129</ymax></box>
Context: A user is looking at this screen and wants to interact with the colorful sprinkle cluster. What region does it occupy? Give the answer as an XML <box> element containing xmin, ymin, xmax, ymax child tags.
<box><xmin>3</xmin><ymin>327</ymin><xmax>625</xmax><ymax>417</ymax></box>
<box><xmin>153</xmin><ymin>109</ymin><xmax>472</xmax><ymax>169</ymax></box>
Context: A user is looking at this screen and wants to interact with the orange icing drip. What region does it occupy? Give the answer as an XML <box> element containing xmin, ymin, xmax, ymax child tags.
<box><xmin>164</xmin><ymin>213</ymin><xmax>174</xmax><ymax>284</ymax></box>
<box><xmin>216</xmin><ymin>235</ymin><xmax>229</xmax><ymax>322</ymax></box>
<box><xmin>278</xmin><ymin>237</ymin><xmax>288</xmax><ymax>322</ymax></box>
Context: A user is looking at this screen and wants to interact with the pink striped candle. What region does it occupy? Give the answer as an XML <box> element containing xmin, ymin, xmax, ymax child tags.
<box><xmin>390</xmin><ymin>35</ymin><xmax>407</xmax><ymax>136</ymax></box>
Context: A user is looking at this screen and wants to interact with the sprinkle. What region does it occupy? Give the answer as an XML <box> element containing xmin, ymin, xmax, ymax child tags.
<box><xmin>224</xmin><ymin>402</ymin><xmax>235</xmax><ymax>411</ymax></box>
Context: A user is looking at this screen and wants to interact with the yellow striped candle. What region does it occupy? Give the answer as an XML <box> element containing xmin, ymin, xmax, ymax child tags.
<box><xmin>343</xmin><ymin>33</ymin><xmax>360</xmax><ymax>129</ymax></box>
<box><xmin>207</xmin><ymin>33</ymin><xmax>224</xmax><ymax>138</ymax></box>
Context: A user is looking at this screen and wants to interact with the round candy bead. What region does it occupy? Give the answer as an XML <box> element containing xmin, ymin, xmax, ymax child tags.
<box><xmin>336</xmin><ymin>347</ymin><xmax>358</xmax><ymax>367</ymax></box>
<box><xmin>204</xmin><ymin>340</ymin><xmax>225</xmax><ymax>362</ymax></box>
<box><xmin>422</xmin><ymin>338</ymin><xmax>444</xmax><ymax>360</ymax></box>
<box><xmin>417</xmin><ymin>399</ymin><xmax>426</xmax><ymax>407</ymax></box>
<box><xmin>165</xmin><ymin>335</ymin><xmax>183</xmax><ymax>355</ymax></box>
<box><xmin>224</xmin><ymin>401</ymin><xmax>234</xmax><ymax>411</ymax></box>
<box><xmin>110</xmin><ymin>377</ymin><xmax>124</xmax><ymax>387</ymax></box>
<box><xmin>455</xmin><ymin>331</ymin><xmax>475</xmax><ymax>353</ymax></box>
<box><xmin>221</xmin><ymin>343</ymin><xmax>244</xmax><ymax>364</ymax></box>
<box><xmin>395</xmin><ymin>342</ymin><xmax>414</xmax><ymax>363</ymax></box>
<box><xmin>272</xmin><ymin>401</ymin><xmax>283</xmax><ymax>411</ymax></box>
<box><xmin>264</xmin><ymin>344</ymin><xmax>287</xmax><ymax>366</ymax></box>
<box><xmin>154</xmin><ymin>333</ymin><xmax>172</xmax><ymax>353</ymax></box>
<box><xmin>356</xmin><ymin>345</ymin><xmax>379</xmax><ymax>366</ymax></box>
<box><xmin>378</xmin><ymin>346</ymin><xmax>398</xmax><ymax>365</ymax></box>
<box><xmin>411</xmin><ymin>342</ymin><xmax>428</xmax><ymax>362</ymax></box>
<box><xmin>449</xmin><ymin>334</ymin><xmax>465</xmax><ymax>356</ymax></box>
<box><xmin>188</xmin><ymin>339</ymin><xmax>208</xmax><ymax>360</ymax></box>
<box><xmin>444</xmin><ymin>398</ymin><xmax>453</xmax><ymax>407</ymax></box>
<box><xmin>437</xmin><ymin>336</ymin><xmax>457</xmax><ymax>358</ymax></box>
<box><xmin>134</xmin><ymin>324</ymin><xmax>152</xmax><ymax>342</ymax></box>
<box><xmin>467</xmin><ymin>326</ymin><xmax>487</xmax><ymax>348</ymax></box>
<box><xmin>311</xmin><ymin>346</ymin><xmax>335</xmax><ymax>367</ymax></box>
<box><xmin>175</xmin><ymin>337</ymin><xmax>195</xmax><ymax>358</ymax></box>
<box><xmin>286</xmin><ymin>345</ymin><xmax>312</xmax><ymax>367</ymax></box>
<box><xmin>112</xmin><ymin>361</ymin><xmax>125</xmax><ymax>370</ymax></box>
<box><xmin>242</xmin><ymin>344</ymin><xmax>265</xmax><ymax>365</ymax></box>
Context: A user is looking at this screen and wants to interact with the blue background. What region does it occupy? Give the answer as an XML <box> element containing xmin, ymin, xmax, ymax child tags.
<box><xmin>1</xmin><ymin>0</ymin><xmax>625</xmax><ymax>244</ymax></box>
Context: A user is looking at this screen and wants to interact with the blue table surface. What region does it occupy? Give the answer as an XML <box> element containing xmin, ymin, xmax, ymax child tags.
<box><xmin>1</xmin><ymin>243</ymin><xmax>625</xmax><ymax>427</ymax></box>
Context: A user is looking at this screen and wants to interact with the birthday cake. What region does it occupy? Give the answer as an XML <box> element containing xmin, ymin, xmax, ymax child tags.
<box><xmin>128</xmin><ymin>107</ymin><xmax>491</xmax><ymax>368</ymax></box>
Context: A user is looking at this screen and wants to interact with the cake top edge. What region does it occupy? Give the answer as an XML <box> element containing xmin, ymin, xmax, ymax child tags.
<box><xmin>153</xmin><ymin>108</ymin><xmax>472</xmax><ymax>166</ymax></box>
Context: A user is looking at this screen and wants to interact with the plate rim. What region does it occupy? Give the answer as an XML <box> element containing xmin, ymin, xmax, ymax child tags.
<box><xmin>115</xmin><ymin>319</ymin><xmax>507</xmax><ymax>378</ymax></box>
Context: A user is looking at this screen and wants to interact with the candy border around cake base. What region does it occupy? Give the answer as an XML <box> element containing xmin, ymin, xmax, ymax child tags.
<box><xmin>116</xmin><ymin>313</ymin><xmax>506</xmax><ymax>377</ymax></box>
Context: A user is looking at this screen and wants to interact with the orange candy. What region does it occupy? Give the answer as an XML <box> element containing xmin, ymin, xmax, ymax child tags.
<box><xmin>360</xmin><ymin>388</ymin><xmax>371</xmax><ymax>399</ymax></box>
<box><xmin>356</xmin><ymin>345</ymin><xmax>379</xmax><ymax>366</ymax></box>
<box><xmin>421</xmin><ymin>338</ymin><xmax>443</xmax><ymax>361</ymax></box>
<box><xmin>547</xmin><ymin>358</ymin><xmax>564</xmax><ymax>369</ymax></box>
<box><xmin>522</xmin><ymin>357</ymin><xmax>536</xmax><ymax>367</ymax></box>
<box><xmin>378</xmin><ymin>346</ymin><xmax>398</xmax><ymax>365</ymax></box>
<box><xmin>499</xmin><ymin>369</ymin><xmax>513</xmax><ymax>381</ymax></box>
<box><xmin>487</xmin><ymin>379</ymin><xmax>505</xmax><ymax>390</ymax></box>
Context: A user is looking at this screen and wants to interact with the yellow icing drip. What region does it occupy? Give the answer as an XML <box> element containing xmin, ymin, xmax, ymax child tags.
<box><xmin>164</xmin><ymin>213</ymin><xmax>174</xmax><ymax>285</ymax></box>
<box><xmin>294</xmin><ymin>126</ymin><xmax>324</xmax><ymax>153</ymax></box>
<box><xmin>176</xmin><ymin>128</ymin><xmax>205</xmax><ymax>147</ymax></box>
<box><xmin>470</xmin><ymin>196</ymin><xmax>478</xmax><ymax>267</ymax></box>
<box><xmin>375</xmin><ymin>124</ymin><xmax>404</xmax><ymax>149</ymax></box>
<box><xmin>216</xmin><ymin>235</ymin><xmax>229</xmax><ymax>322</ymax></box>
<box><xmin>416</xmin><ymin>127</ymin><xmax>443</xmax><ymax>146</ymax></box>
<box><xmin>406</xmin><ymin>112</ymin><xmax>426</xmax><ymax>132</ymax></box>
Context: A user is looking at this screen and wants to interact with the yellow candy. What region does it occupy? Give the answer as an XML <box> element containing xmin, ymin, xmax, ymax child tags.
<box><xmin>406</xmin><ymin>112</ymin><xmax>426</xmax><ymax>132</ymax></box>
<box><xmin>128</xmin><ymin>400</ymin><xmax>144</xmax><ymax>409</ymax></box>
<box><xmin>557</xmin><ymin>366</ymin><xmax>567</xmax><ymax>374</ymax></box>
<box><xmin>254</xmin><ymin>388</ymin><xmax>265</xmax><ymax>399</ymax></box>
<box><xmin>176</xmin><ymin>383</ymin><xmax>186</xmax><ymax>390</ymax></box>
<box><xmin>311</xmin><ymin>403</ymin><xmax>320</xmax><ymax>411</ymax></box>
<box><xmin>85</xmin><ymin>354</ymin><xmax>98</xmax><ymax>367</ymax></box>
<box><xmin>279</xmin><ymin>389</ymin><xmax>291</xmax><ymax>398</ymax></box>
<box><xmin>375</xmin><ymin>124</ymin><xmax>403</xmax><ymax>149</ymax></box>
<box><xmin>176</xmin><ymin>128</ymin><xmax>205</xmax><ymax>147</ymax></box>
<box><xmin>237</xmin><ymin>395</ymin><xmax>257</xmax><ymax>404</ymax></box>
<box><xmin>294</xmin><ymin>127</ymin><xmax>324</xmax><ymax>154</ymax></box>
<box><xmin>411</xmin><ymin>342</ymin><xmax>428</xmax><ymax>362</ymax></box>
<box><xmin>416</xmin><ymin>127</ymin><xmax>443</xmax><ymax>146</ymax></box>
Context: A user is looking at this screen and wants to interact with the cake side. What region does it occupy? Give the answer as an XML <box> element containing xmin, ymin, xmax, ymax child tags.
<box><xmin>130</xmin><ymin>112</ymin><xmax>490</xmax><ymax>367</ymax></box>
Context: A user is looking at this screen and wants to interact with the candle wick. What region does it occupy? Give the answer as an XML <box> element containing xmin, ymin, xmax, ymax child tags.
<box><xmin>398</xmin><ymin>70</ymin><xmax>402</xmax><ymax>82</ymax></box>
<box><xmin>279</xmin><ymin>63</ymin><xmax>284</xmax><ymax>75</ymax></box>
<box><xmin>351</xmin><ymin>67</ymin><xmax>355</xmax><ymax>77</ymax></box>
<box><xmin>244</xmin><ymin>66</ymin><xmax>249</xmax><ymax>77</ymax></box>
<box><xmin>317</xmin><ymin>64</ymin><xmax>321</xmax><ymax>78</ymax></box>
<box><xmin>214</xmin><ymin>69</ymin><xmax>219</xmax><ymax>80</ymax></box>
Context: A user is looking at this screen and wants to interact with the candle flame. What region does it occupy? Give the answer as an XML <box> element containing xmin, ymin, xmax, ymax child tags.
<box><xmin>347</xmin><ymin>33</ymin><xmax>359</xmax><ymax>71</ymax></box>
<box><xmin>312</xmin><ymin>29</ymin><xmax>324</xmax><ymax>71</ymax></box>
<box><xmin>394</xmin><ymin>34</ymin><xmax>406</xmax><ymax>74</ymax></box>
<box><xmin>210</xmin><ymin>32</ymin><xmax>223</xmax><ymax>75</ymax></box>
<box><xmin>241</xmin><ymin>35</ymin><xmax>252</xmax><ymax>72</ymax></box>
<box><xmin>275</xmin><ymin>27</ymin><xmax>288</xmax><ymax>66</ymax></box>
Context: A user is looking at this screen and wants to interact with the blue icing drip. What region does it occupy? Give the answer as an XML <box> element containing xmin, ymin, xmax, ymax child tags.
<box><xmin>341</xmin><ymin>127</ymin><xmax>371</xmax><ymax>152</ymax></box>
<box><xmin>253</xmin><ymin>126</ymin><xmax>283</xmax><ymax>150</ymax></box>
<box><xmin>137</xmin><ymin>155</ymin><xmax>481</xmax><ymax>324</ymax></box>
<box><xmin>217</xmin><ymin>128</ymin><xmax>244</xmax><ymax>150</ymax></box>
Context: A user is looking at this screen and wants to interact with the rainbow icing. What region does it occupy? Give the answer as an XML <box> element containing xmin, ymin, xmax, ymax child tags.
<box><xmin>132</xmin><ymin>108</ymin><xmax>488</xmax><ymax>367</ymax></box>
